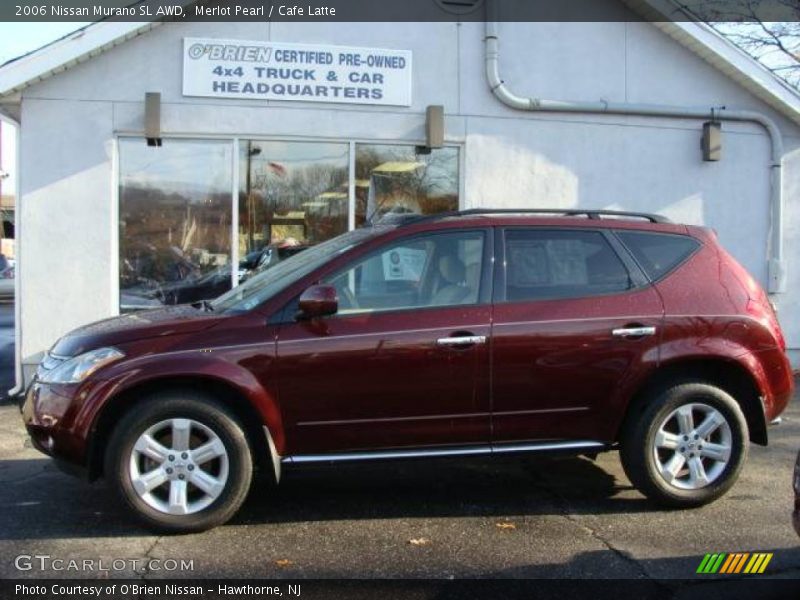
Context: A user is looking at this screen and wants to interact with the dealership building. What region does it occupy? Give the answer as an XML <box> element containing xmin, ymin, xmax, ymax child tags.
<box><xmin>1</xmin><ymin>0</ymin><xmax>800</xmax><ymax>389</ymax></box>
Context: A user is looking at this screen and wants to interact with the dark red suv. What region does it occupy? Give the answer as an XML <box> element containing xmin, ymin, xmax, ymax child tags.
<box><xmin>22</xmin><ymin>209</ymin><xmax>793</xmax><ymax>532</ymax></box>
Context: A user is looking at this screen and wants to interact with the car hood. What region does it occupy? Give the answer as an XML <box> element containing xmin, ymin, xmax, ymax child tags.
<box><xmin>49</xmin><ymin>305</ymin><xmax>225</xmax><ymax>358</ymax></box>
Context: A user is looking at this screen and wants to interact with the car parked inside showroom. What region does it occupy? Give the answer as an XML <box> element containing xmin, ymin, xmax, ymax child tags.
<box><xmin>22</xmin><ymin>209</ymin><xmax>793</xmax><ymax>532</ymax></box>
<box><xmin>238</xmin><ymin>239</ymin><xmax>310</xmax><ymax>283</ymax></box>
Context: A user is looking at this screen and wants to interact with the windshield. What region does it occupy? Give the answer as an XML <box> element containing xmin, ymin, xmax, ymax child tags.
<box><xmin>211</xmin><ymin>228</ymin><xmax>385</xmax><ymax>313</ymax></box>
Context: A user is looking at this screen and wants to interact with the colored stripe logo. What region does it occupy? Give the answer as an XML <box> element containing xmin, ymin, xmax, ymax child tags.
<box><xmin>697</xmin><ymin>553</ymin><xmax>773</xmax><ymax>574</ymax></box>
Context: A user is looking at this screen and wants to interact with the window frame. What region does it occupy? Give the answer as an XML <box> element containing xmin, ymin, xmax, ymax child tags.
<box><xmin>113</xmin><ymin>134</ymin><xmax>464</xmax><ymax>316</ymax></box>
<box><xmin>493</xmin><ymin>226</ymin><xmax>649</xmax><ymax>304</ymax></box>
<box><xmin>115</xmin><ymin>136</ymin><xmax>237</xmax><ymax>313</ymax></box>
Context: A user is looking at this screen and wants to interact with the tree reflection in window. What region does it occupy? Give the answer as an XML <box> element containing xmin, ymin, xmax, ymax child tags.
<box><xmin>355</xmin><ymin>145</ymin><xmax>459</xmax><ymax>227</ymax></box>
<box><xmin>118</xmin><ymin>139</ymin><xmax>233</xmax><ymax>311</ymax></box>
<box><xmin>239</xmin><ymin>141</ymin><xmax>349</xmax><ymax>255</ymax></box>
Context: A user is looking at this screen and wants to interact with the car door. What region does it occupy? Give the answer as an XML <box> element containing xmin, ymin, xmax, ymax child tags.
<box><xmin>491</xmin><ymin>227</ymin><xmax>664</xmax><ymax>444</ymax></box>
<box><xmin>276</xmin><ymin>228</ymin><xmax>493</xmax><ymax>455</ymax></box>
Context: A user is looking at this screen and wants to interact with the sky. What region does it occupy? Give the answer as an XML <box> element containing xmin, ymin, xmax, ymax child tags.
<box><xmin>0</xmin><ymin>22</ymin><xmax>91</xmax><ymax>65</ymax></box>
<box><xmin>0</xmin><ymin>23</ymin><xmax>88</xmax><ymax>192</ymax></box>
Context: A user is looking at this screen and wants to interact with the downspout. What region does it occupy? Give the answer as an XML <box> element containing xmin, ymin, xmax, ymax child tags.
<box><xmin>0</xmin><ymin>111</ymin><xmax>22</xmax><ymax>398</ymax></box>
<box><xmin>484</xmin><ymin>18</ymin><xmax>786</xmax><ymax>293</ymax></box>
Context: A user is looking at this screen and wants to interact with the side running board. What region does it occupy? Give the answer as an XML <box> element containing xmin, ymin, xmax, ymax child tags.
<box><xmin>281</xmin><ymin>440</ymin><xmax>607</xmax><ymax>464</ymax></box>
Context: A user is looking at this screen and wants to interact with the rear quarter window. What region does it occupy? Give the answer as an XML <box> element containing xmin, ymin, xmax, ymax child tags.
<box><xmin>616</xmin><ymin>231</ymin><xmax>700</xmax><ymax>281</ymax></box>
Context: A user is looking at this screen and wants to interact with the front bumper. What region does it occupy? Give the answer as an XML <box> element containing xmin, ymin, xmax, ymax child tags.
<box><xmin>22</xmin><ymin>380</ymin><xmax>89</xmax><ymax>470</ymax></box>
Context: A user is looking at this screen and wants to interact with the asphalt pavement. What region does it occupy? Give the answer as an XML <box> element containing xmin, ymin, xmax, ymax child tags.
<box><xmin>0</xmin><ymin>387</ymin><xmax>798</xmax><ymax>589</ymax></box>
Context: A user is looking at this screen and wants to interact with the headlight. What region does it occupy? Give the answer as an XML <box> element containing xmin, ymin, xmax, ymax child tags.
<box><xmin>39</xmin><ymin>347</ymin><xmax>125</xmax><ymax>384</ymax></box>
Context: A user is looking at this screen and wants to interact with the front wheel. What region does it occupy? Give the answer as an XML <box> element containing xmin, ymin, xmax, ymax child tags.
<box><xmin>620</xmin><ymin>382</ymin><xmax>748</xmax><ymax>508</ymax></box>
<box><xmin>105</xmin><ymin>392</ymin><xmax>253</xmax><ymax>532</ymax></box>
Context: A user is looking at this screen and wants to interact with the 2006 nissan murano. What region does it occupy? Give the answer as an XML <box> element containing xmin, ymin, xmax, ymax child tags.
<box><xmin>23</xmin><ymin>209</ymin><xmax>793</xmax><ymax>532</ymax></box>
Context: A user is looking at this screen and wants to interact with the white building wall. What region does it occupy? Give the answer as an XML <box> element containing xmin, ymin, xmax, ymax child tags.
<box><xmin>15</xmin><ymin>19</ymin><xmax>800</xmax><ymax>366</ymax></box>
<box><xmin>19</xmin><ymin>99</ymin><xmax>114</xmax><ymax>357</ymax></box>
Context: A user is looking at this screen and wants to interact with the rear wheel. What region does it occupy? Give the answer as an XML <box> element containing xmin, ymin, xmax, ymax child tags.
<box><xmin>620</xmin><ymin>381</ymin><xmax>748</xmax><ymax>507</ymax></box>
<box><xmin>105</xmin><ymin>391</ymin><xmax>253</xmax><ymax>532</ymax></box>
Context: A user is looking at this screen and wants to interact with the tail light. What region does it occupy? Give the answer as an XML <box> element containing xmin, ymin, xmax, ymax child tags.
<box><xmin>773</xmin><ymin>315</ymin><xmax>787</xmax><ymax>352</ymax></box>
<box><xmin>721</xmin><ymin>243</ymin><xmax>786</xmax><ymax>352</ymax></box>
<box><xmin>769</xmin><ymin>304</ymin><xmax>787</xmax><ymax>352</ymax></box>
<box><xmin>747</xmin><ymin>296</ymin><xmax>786</xmax><ymax>352</ymax></box>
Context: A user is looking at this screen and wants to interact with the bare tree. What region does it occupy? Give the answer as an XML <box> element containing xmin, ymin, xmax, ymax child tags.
<box><xmin>712</xmin><ymin>20</ymin><xmax>800</xmax><ymax>89</ymax></box>
<box><xmin>674</xmin><ymin>0</ymin><xmax>800</xmax><ymax>89</ymax></box>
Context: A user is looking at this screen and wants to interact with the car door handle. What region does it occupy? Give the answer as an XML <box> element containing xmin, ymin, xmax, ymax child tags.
<box><xmin>612</xmin><ymin>326</ymin><xmax>657</xmax><ymax>338</ymax></box>
<box><xmin>436</xmin><ymin>335</ymin><xmax>487</xmax><ymax>347</ymax></box>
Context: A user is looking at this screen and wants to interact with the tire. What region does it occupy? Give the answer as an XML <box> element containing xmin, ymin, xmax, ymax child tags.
<box><xmin>104</xmin><ymin>391</ymin><xmax>253</xmax><ymax>533</ymax></box>
<box><xmin>620</xmin><ymin>381</ymin><xmax>748</xmax><ymax>508</ymax></box>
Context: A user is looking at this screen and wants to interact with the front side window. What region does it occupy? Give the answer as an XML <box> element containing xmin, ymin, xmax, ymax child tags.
<box><xmin>326</xmin><ymin>230</ymin><xmax>484</xmax><ymax>314</ymax></box>
<box><xmin>504</xmin><ymin>229</ymin><xmax>632</xmax><ymax>302</ymax></box>
<box><xmin>212</xmin><ymin>227</ymin><xmax>383</xmax><ymax>314</ymax></box>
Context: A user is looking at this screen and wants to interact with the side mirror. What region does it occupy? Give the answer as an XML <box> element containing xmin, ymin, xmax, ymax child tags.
<box><xmin>297</xmin><ymin>284</ymin><xmax>338</xmax><ymax>319</ymax></box>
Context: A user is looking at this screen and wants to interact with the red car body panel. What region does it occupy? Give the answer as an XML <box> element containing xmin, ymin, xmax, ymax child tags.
<box><xmin>277</xmin><ymin>305</ymin><xmax>492</xmax><ymax>453</ymax></box>
<box><xmin>654</xmin><ymin>226</ymin><xmax>793</xmax><ymax>421</ymax></box>
<box><xmin>21</xmin><ymin>215</ymin><xmax>794</xmax><ymax>478</ymax></box>
<box><xmin>490</xmin><ymin>285</ymin><xmax>664</xmax><ymax>443</ymax></box>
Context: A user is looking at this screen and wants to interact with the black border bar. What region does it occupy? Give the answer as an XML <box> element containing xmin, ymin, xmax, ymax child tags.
<box><xmin>3</xmin><ymin>578</ymin><xmax>800</xmax><ymax>600</ymax></box>
<box><xmin>1</xmin><ymin>0</ymin><xmax>799</xmax><ymax>23</ymax></box>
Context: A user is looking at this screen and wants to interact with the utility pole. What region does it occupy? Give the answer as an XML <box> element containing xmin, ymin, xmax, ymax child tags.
<box><xmin>245</xmin><ymin>142</ymin><xmax>262</xmax><ymax>252</ymax></box>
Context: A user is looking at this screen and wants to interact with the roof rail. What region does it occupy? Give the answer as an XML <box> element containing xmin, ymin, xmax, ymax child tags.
<box><xmin>374</xmin><ymin>208</ymin><xmax>671</xmax><ymax>227</ymax></box>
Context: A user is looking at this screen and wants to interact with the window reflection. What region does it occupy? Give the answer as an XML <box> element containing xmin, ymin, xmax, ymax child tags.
<box><xmin>118</xmin><ymin>138</ymin><xmax>461</xmax><ymax>312</ymax></box>
<box><xmin>118</xmin><ymin>138</ymin><xmax>233</xmax><ymax>311</ymax></box>
<box><xmin>355</xmin><ymin>145</ymin><xmax>459</xmax><ymax>227</ymax></box>
<box><xmin>238</xmin><ymin>141</ymin><xmax>349</xmax><ymax>276</ymax></box>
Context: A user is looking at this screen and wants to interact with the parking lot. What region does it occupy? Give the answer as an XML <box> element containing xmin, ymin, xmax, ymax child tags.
<box><xmin>0</xmin><ymin>380</ymin><xmax>798</xmax><ymax>587</ymax></box>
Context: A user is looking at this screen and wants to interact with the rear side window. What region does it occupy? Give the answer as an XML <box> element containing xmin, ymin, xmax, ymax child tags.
<box><xmin>617</xmin><ymin>231</ymin><xmax>700</xmax><ymax>281</ymax></box>
<box><xmin>503</xmin><ymin>229</ymin><xmax>632</xmax><ymax>302</ymax></box>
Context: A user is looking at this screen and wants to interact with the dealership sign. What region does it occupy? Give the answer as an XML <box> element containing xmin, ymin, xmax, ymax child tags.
<box><xmin>183</xmin><ymin>38</ymin><xmax>412</xmax><ymax>106</ymax></box>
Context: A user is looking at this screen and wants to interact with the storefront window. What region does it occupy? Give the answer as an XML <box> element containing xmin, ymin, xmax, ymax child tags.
<box><xmin>119</xmin><ymin>138</ymin><xmax>460</xmax><ymax>310</ymax></box>
<box><xmin>238</xmin><ymin>140</ymin><xmax>349</xmax><ymax>271</ymax></box>
<box><xmin>355</xmin><ymin>145</ymin><xmax>459</xmax><ymax>227</ymax></box>
<box><xmin>118</xmin><ymin>138</ymin><xmax>233</xmax><ymax>311</ymax></box>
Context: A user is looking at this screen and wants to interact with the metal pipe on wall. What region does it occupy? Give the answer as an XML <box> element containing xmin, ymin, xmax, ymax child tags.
<box><xmin>483</xmin><ymin>14</ymin><xmax>786</xmax><ymax>294</ymax></box>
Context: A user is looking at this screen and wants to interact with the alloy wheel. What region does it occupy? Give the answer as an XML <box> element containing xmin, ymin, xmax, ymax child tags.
<box><xmin>652</xmin><ymin>402</ymin><xmax>732</xmax><ymax>490</ymax></box>
<box><xmin>128</xmin><ymin>418</ymin><xmax>229</xmax><ymax>515</ymax></box>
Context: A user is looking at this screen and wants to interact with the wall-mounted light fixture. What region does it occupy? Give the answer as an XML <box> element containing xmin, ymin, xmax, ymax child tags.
<box><xmin>702</xmin><ymin>108</ymin><xmax>723</xmax><ymax>162</ymax></box>
<box><xmin>145</xmin><ymin>92</ymin><xmax>162</xmax><ymax>147</ymax></box>
<box><xmin>416</xmin><ymin>105</ymin><xmax>444</xmax><ymax>155</ymax></box>
<box><xmin>426</xmin><ymin>105</ymin><xmax>444</xmax><ymax>149</ymax></box>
